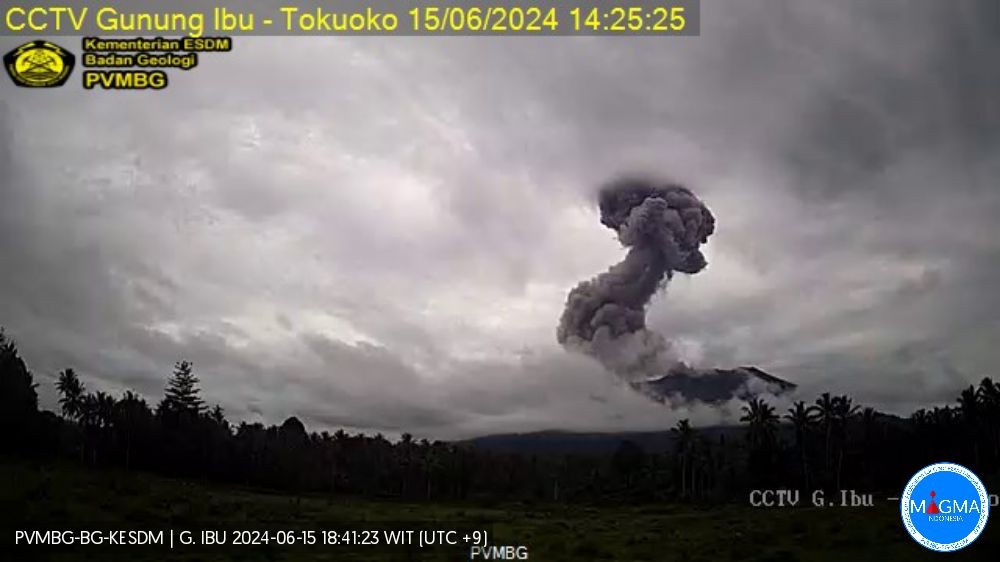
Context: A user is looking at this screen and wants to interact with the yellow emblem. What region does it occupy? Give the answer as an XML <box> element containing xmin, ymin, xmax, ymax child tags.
<box><xmin>4</xmin><ymin>40</ymin><xmax>76</xmax><ymax>88</ymax></box>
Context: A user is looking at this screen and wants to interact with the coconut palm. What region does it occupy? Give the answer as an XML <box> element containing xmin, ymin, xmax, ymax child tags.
<box><xmin>833</xmin><ymin>395</ymin><xmax>859</xmax><ymax>422</ymax></box>
<box><xmin>931</xmin><ymin>405</ymin><xmax>956</xmax><ymax>426</ymax></box>
<box><xmin>958</xmin><ymin>385</ymin><xmax>982</xmax><ymax>467</ymax></box>
<box><xmin>786</xmin><ymin>401</ymin><xmax>818</xmax><ymax>488</ymax></box>
<box><xmin>112</xmin><ymin>391</ymin><xmax>152</xmax><ymax>471</ymax></box>
<box><xmin>56</xmin><ymin>368</ymin><xmax>86</xmax><ymax>421</ymax></box>
<box><xmin>856</xmin><ymin>406</ymin><xmax>881</xmax><ymax>486</ymax></box>
<box><xmin>741</xmin><ymin>398</ymin><xmax>779</xmax><ymax>483</ymax></box>
<box><xmin>978</xmin><ymin>377</ymin><xmax>1000</xmax><ymax>460</ymax></box>
<box><xmin>741</xmin><ymin>398</ymin><xmax>779</xmax><ymax>449</ymax></box>
<box><xmin>860</xmin><ymin>407</ymin><xmax>878</xmax><ymax>442</ymax></box>
<box><xmin>78</xmin><ymin>391</ymin><xmax>116</xmax><ymax>465</ymax></box>
<box><xmin>813</xmin><ymin>393</ymin><xmax>837</xmax><ymax>470</ymax></box>
<box><xmin>831</xmin><ymin>395</ymin><xmax>859</xmax><ymax>489</ymax></box>
<box><xmin>671</xmin><ymin>418</ymin><xmax>696</xmax><ymax>498</ymax></box>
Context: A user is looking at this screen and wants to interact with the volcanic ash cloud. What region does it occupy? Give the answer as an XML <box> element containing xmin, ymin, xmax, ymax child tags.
<box><xmin>557</xmin><ymin>177</ymin><xmax>715</xmax><ymax>382</ymax></box>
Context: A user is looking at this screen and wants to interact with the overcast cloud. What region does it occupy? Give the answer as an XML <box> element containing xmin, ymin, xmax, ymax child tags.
<box><xmin>1</xmin><ymin>0</ymin><xmax>998</xmax><ymax>438</ymax></box>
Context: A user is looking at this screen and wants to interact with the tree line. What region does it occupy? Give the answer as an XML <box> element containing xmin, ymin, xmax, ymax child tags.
<box><xmin>1</xmin><ymin>327</ymin><xmax>997</xmax><ymax>503</ymax></box>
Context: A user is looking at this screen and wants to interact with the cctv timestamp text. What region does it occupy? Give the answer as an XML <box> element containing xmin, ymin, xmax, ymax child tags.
<box><xmin>406</xmin><ymin>4</ymin><xmax>695</xmax><ymax>35</ymax></box>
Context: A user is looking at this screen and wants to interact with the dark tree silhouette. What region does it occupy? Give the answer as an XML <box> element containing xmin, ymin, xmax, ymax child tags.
<box><xmin>785</xmin><ymin>401</ymin><xmax>817</xmax><ymax>489</ymax></box>
<box><xmin>671</xmin><ymin>419</ymin><xmax>695</xmax><ymax>498</ymax></box>
<box><xmin>158</xmin><ymin>361</ymin><xmax>205</xmax><ymax>416</ymax></box>
<box><xmin>112</xmin><ymin>390</ymin><xmax>154</xmax><ymax>471</ymax></box>
<box><xmin>56</xmin><ymin>368</ymin><xmax>86</xmax><ymax>421</ymax></box>
<box><xmin>979</xmin><ymin>378</ymin><xmax>1000</xmax><ymax>459</ymax></box>
<box><xmin>741</xmin><ymin>398</ymin><xmax>778</xmax><ymax>448</ymax></box>
<box><xmin>959</xmin><ymin>385</ymin><xmax>982</xmax><ymax>467</ymax></box>
<box><xmin>0</xmin><ymin>330</ymin><xmax>39</xmax><ymax>452</ymax></box>
<box><xmin>832</xmin><ymin>395</ymin><xmax>859</xmax><ymax>490</ymax></box>
<box><xmin>209</xmin><ymin>404</ymin><xmax>227</xmax><ymax>427</ymax></box>
<box><xmin>612</xmin><ymin>440</ymin><xmax>645</xmax><ymax>491</ymax></box>
<box><xmin>741</xmin><ymin>397</ymin><xmax>779</xmax><ymax>483</ymax></box>
<box><xmin>2</xmin><ymin>325</ymin><xmax>1000</xmax><ymax>506</ymax></box>
<box><xmin>813</xmin><ymin>392</ymin><xmax>837</xmax><ymax>482</ymax></box>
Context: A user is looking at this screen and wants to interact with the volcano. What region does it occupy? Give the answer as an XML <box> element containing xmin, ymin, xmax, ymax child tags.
<box><xmin>632</xmin><ymin>366</ymin><xmax>796</xmax><ymax>404</ymax></box>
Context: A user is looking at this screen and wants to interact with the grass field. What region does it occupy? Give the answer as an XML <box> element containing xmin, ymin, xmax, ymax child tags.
<box><xmin>2</xmin><ymin>461</ymin><xmax>996</xmax><ymax>561</ymax></box>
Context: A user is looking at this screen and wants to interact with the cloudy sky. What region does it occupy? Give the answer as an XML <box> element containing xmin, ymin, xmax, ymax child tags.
<box><xmin>1</xmin><ymin>0</ymin><xmax>998</xmax><ymax>438</ymax></box>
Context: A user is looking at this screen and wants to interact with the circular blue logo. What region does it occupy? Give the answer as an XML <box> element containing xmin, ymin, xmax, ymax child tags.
<box><xmin>901</xmin><ymin>463</ymin><xmax>989</xmax><ymax>551</ymax></box>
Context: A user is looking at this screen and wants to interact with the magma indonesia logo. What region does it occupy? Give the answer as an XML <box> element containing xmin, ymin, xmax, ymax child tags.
<box><xmin>901</xmin><ymin>463</ymin><xmax>990</xmax><ymax>552</ymax></box>
<box><xmin>3</xmin><ymin>40</ymin><xmax>75</xmax><ymax>87</ymax></box>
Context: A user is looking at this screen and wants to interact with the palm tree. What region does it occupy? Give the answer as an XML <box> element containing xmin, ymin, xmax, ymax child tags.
<box><xmin>671</xmin><ymin>419</ymin><xmax>695</xmax><ymax>499</ymax></box>
<box><xmin>422</xmin><ymin>440</ymin><xmax>444</xmax><ymax>500</ymax></box>
<box><xmin>860</xmin><ymin>407</ymin><xmax>878</xmax><ymax>442</ymax></box>
<box><xmin>93</xmin><ymin>391</ymin><xmax>116</xmax><ymax>428</ymax></box>
<box><xmin>858</xmin><ymin>407</ymin><xmax>880</xmax><ymax>486</ymax></box>
<box><xmin>612</xmin><ymin>440</ymin><xmax>645</xmax><ymax>491</ymax></box>
<box><xmin>931</xmin><ymin>406</ymin><xmax>956</xmax><ymax>426</ymax></box>
<box><xmin>741</xmin><ymin>398</ymin><xmax>779</xmax><ymax>449</ymax></box>
<box><xmin>958</xmin><ymin>385</ymin><xmax>982</xmax><ymax>467</ymax></box>
<box><xmin>813</xmin><ymin>392</ymin><xmax>838</xmax><ymax>480</ymax></box>
<box><xmin>689</xmin><ymin>436</ymin><xmax>713</xmax><ymax>499</ymax></box>
<box><xmin>928</xmin><ymin>406</ymin><xmax>958</xmax><ymax>460</ymax></box>
<box><xmin>977</xmin><ymin>377</ymin><xmax>1000</xmax><ymax>460</ymax></box>
<box><xmin>785</xmin><ymin>401</ymin><xmax>818</xmax><ymax>489</ymax></box>
<box><xmin>56</xmin><ymin>368</ymin><xmax>86</xmax><ymax>421</ymax></box>
<box><xmin>397</xmin><ymin>432</ymin><xmax>415</xmax><ymax>496</ymax></box>
<box><xmin>113</xmin><ymin>391</ymin><xmax>151</xmax><ymax>471</ymax></box>
<box><xmin>79</xmin><ymin>391</ymin><xmax>116</xmax><ymax>465</ymax></box>
<box><xmin>741</xmin><ymin>398</ymin><xmax>779</xmax><ymax>482</ymax></box>
<box><xmin>831</xmin><ymin>395</ymin><xmax>859</xmax><ymax>490</ymax></box>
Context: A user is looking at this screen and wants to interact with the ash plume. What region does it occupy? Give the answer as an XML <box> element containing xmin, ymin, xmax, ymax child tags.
<box><xmin>557</xmin><ymin>177</ymin><xmax>715</xmax><ymax>382</ymax></box>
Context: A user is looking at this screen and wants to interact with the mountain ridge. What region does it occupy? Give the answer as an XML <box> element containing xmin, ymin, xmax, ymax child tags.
<box><xmin>459</xmin><ymin>367</ymin><xmax>799</xmax><ymax>455</ymax></box>
<box><xmin>633</xmin><ymin>365</ymin><xmax>798</xmax><ymax>403</ymax></box>
<box><xmin>461</xmin><ymin>412</ymin><xmax>907</xmax><ymax>456</ymax></box>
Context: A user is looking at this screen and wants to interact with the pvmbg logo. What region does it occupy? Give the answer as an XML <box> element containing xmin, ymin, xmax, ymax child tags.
<box><xmin>3</xmin><ymin>40</ymin><xmax>75</xmax><ymax>87</ymax></box>
<box><xmin>901</xmin><ymin>463</ymin><xmax>989</xmax><ymax>552</ymax></box>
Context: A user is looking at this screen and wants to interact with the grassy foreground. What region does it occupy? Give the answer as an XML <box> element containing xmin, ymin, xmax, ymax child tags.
<box><xmin>1</xmin><ymin>461</ymin><xmax>996</xmax><ymax>561</ymax></box>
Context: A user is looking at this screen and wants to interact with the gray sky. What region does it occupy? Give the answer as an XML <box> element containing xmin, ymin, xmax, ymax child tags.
<box><xmin>1</xmin><ymin>0</ymin><xmax>998</xmax><ymax>438</ymax></box>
